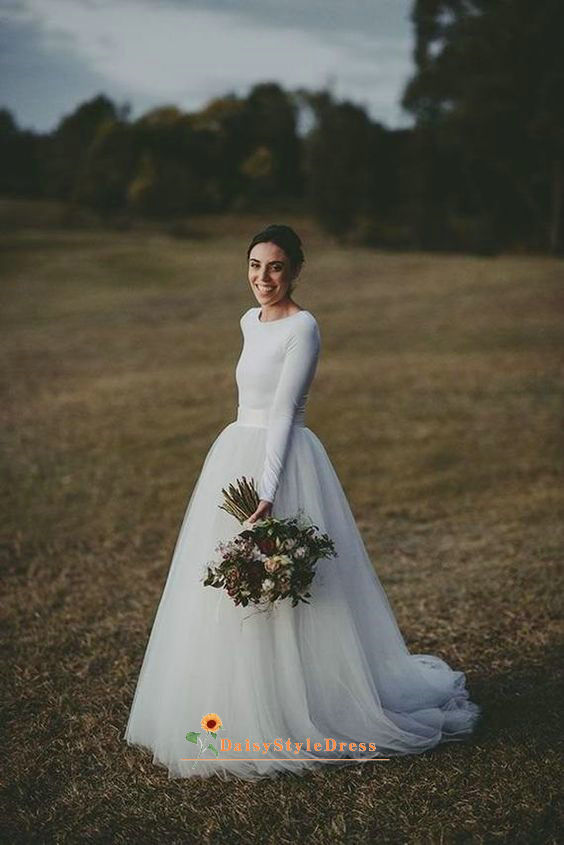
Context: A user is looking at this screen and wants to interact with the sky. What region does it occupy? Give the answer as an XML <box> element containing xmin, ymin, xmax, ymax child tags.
<box><xmin>0</xmin><ymin>0</ymin><xmax>416</xmax><ymax>134</ymax></box>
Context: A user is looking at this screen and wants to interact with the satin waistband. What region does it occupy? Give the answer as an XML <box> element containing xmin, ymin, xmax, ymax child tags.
<box><xmin>236</xmin><ymin>405</ymin><xmax>305</xmax><ymax>427</ymax></box>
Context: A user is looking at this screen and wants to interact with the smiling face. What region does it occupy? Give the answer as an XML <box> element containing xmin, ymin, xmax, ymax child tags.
<box><xmin>247</xmin><ymin>241</ymin><xmax>297</xmax><ymax>306</ymax></box>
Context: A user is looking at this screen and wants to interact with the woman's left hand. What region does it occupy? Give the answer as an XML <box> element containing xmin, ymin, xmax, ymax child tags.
<box><xmin>247</xmin><ymin>500</ymin><xmax>272</xmax><ymax>524</ymax></box>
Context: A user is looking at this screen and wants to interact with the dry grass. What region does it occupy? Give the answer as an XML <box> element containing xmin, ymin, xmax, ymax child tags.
<box><xmin>1</xmin><ymin>209</ymin><xmax>563</xmax><ymax>843</ymax></box>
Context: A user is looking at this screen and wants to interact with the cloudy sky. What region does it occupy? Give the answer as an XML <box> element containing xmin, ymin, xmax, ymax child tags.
<box><xmin>1</xmin><ymin>0</ymin><xmax>416</xmax><ymax>134</ymax></box>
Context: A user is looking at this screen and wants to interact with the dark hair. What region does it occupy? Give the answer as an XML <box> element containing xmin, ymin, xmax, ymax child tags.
<box><xmin>246</xmin><ymin>224</ymin><xmax>305</xmax><ymax>296</ymax></box>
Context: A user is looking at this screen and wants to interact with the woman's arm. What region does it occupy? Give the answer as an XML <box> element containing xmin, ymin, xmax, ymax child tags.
<box><xmin>257</xmin><ymin>317</ymin><xmax>320</xmax><ymax>504</ymax></box>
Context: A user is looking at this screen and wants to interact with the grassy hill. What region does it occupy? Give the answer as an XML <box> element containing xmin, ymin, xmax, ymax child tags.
<box><xmin>1</xmin><ymin>207</ymin><xmax>562</xmax><ymax>843</ymax></box>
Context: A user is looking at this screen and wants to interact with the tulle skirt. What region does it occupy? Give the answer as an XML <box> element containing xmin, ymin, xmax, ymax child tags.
<box><xmin>123</xmin><ymin>405</ymin><xmax>481</xmax><ymax>781</ymax></box>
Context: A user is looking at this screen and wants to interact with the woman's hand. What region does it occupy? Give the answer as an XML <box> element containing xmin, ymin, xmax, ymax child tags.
<box><xmin>247</xmin><ymin>499</ymin><xmax>273</xmax><ymax>524</ymax></box>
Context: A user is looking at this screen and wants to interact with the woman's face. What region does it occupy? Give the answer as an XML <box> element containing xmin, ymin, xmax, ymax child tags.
<box><xmin>248</xmin><ymin>241</ymin><xmax>295</xmax><ymax>306</ymax></box>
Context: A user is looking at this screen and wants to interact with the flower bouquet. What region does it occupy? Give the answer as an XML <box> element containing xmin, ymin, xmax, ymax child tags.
<box><xmin>201</xmin><ymin>476</ymin><xmax>337</xmax><ymax>616</ymax></box>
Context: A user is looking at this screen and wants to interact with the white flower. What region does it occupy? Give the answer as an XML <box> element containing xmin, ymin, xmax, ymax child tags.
<box><xmin>294</xmin><ymin>546</ymin><xmax>307</xmax><ymax>559</ymax></box>
<box><xmin>262</xmin><ymin>578</ymin><xmax>275</xmax><ymax>593</ymax></box>
<box><xmin>284</xmin><ymin>538</ymin><xmax>297</xmax><ymax>550</ymax></box>
<box><xmin>264</xmin><ymin>556</ymin><xmax>281</xmax><ymax>573</ymax></box>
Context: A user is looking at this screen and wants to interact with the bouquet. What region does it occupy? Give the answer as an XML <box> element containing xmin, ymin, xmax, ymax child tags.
<box><xmin>201</xmin><ymin>476</ymin><xmax>337</xmax><ymax>616</ymax></box>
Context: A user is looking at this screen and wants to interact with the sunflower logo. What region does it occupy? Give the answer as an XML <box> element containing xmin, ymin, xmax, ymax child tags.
<box><xmin>186</xmin><ymin>712</ymin><xmax>224</xmax><ymax>769</ymax></box>
<box><xmin>201</xmin><ymin>712</ymin><xmax>223</xmax><ymax>733</ymax></box>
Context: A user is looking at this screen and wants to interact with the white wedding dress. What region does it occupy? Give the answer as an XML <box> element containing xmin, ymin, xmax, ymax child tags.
<box><xmin>123</xmin><ymin>306</ymin><xmax>481</xmax><ymax>781</ymax></box>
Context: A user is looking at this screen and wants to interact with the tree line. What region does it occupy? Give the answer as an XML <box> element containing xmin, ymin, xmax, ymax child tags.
<box><xmin>1</xmin><ymin>0</ymin><xmax>562</xmax><ymax>254</ymax></box>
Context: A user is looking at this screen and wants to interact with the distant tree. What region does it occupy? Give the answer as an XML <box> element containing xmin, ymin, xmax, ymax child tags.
<box><xmin>44</xmin><ymin>94</ymin><xmax>123</xmax><ymax>199</ymax></box>
<box><xmin>300</xmin><ymin>90</ymin><xmax>383</xmax><ymax>241</ymax></box>
<box><xmin>71</xmin><ymin>118</ymin><xmax>136</xmax><ymax>212</ymax></box>
<box><xmin>129</xmin><ymin>107</ymin><xmax>219</xmax><ymax>215</ymax></box>
<box><xmin>126</xmin><ymin>150</ymin><xmax>159</xmax><ymax>215</ymax></box>
<box><xmin>402</xmin><ymin>0</ymin><xmax>564</xmax><ymax>253</ymax></box>
<box><xmin>239</xmin><ymin>145</ymin><xmax>277</xmax><ymax>205</ymax></box>
<box><xmin>0</xmin><ymin>109</ymin><xmax>42</xmax><ymax>197</ymax></box>
<box><xmin>193</xmin><ymin>94</ymin><xmax>253</xmax><ymax>208</ymax></box>
<box><xmin>245</xmin><ymin>82</ymin><xmax>304</xmax><ymax>201</ymax></box>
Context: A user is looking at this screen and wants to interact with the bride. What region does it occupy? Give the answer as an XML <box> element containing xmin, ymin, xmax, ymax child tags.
<box><xmin>123</xmin><ymin>223</ymin><xmax>481</xmax><ymax>781</ymax></box>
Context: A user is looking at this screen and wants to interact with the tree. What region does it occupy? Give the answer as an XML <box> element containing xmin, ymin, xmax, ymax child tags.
<box><xmin>71</xmin><ymin>118</ymin><xmax>136</xmax><ymax>212</ymax></box>
<box><xmin>45</xmin><ymin>94</ymin><xmax>123</xmax><ymax>199</ymax></box>
<box><xmin>245</xmin><ymin>82</ymin><xmax>304</xmax><ymax>200</ymax></box>
<box><xmin>0</xmin><ymin>109</ymin><xmax>42</xmax><ymax>197</ymax></box>
<box><xmin>402</xmin><ymin>0</ymin><xmax>564</xmax><ymax>253</ymax></box>
<box><xmin>307</xmin><ymin>98</ymin><xmax>354</xmax><ymax>238</ymax></box>
<box><xmin>193</xmin><ymin>94</ymin><xmax>253</xmax><ymax>208</ymax></box>
<box><xmin>300</xmin><ymin>89</ymin><xmax>390</xmax><ymax>241</ymax></box>
<box><xmin>130</xmin><ymin>107</ymin><xmax>219</xmax><ymax>215</ymax></box>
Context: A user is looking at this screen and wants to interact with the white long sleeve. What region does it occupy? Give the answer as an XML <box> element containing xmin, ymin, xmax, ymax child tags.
<box><xmin>235</xmin><ymin>307</ymin><xmax>321</xmax><ymax>504</ymax></box>
<box><xmin>258</xmin><ymin>318</ymin><xmax>320</xmax><ymax>502</ymax></box>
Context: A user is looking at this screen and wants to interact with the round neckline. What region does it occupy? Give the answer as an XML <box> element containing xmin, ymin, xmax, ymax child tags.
<box><xmin>256</xmin><ymin>307</ymin><xmax>307</xmax><ymax>324</ymax></box>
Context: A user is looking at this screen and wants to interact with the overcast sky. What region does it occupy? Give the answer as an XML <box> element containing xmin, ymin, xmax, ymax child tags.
<box><xmin>1</xmin><ymin>0</ymin><xmax>416</xmax><ymax>134</ymax></box>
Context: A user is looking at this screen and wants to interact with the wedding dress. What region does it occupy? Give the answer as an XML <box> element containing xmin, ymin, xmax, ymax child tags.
<box><xmin>123</xmin><ymin>306</ymin><xmax>481</xmax><ymax>781</ymax></box>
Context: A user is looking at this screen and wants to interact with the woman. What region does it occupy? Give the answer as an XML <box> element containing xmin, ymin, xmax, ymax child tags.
<box><xmin>123</xmin><ymin>224</ymin><xmax>481</xmax><ymax>781</ymax></box>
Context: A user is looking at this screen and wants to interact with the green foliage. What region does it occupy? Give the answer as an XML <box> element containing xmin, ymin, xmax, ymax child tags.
<box><xmin>71</xmin><ymin>117</ymin><xmax>136</xmax><ymax>212</ymax></box>
<box><xmin>46</xmin><ymin>94</ymin><xmax>122</xmax><ymax>200</ymax></box>
<box><xmin>0</xmin><ymin>108</ymin><xmax>42</xmax><ymax>197</ymax></box>
<box><xmin>402</xmin><ymin>0</ymin><xmax>564</xmax><ymax>253</ymax></box>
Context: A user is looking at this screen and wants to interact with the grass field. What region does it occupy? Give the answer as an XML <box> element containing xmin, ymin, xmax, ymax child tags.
<box><xmin>1</xmin><ymin>206</ymin><xmax>563</xmax><ymax>843</ymax></box>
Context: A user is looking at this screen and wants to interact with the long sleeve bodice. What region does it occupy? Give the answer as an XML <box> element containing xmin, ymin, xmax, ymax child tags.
<box><xmin>235</xmin><ymin>306</ymin><xmax>321</xmax><ymax>503</ymax></box>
